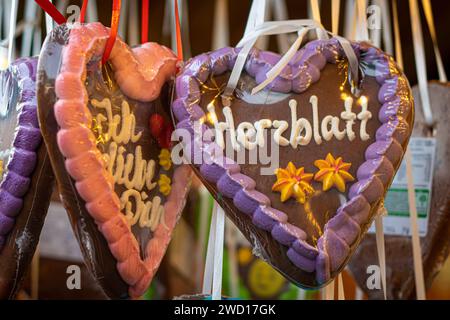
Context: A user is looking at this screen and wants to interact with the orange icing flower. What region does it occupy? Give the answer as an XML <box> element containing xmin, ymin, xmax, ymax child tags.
<box><xmin>272</xmin><ymin>162</ymin><xmax>314</xmax><ymax>204</ymax></box>
<box><xmin>314</xmin><ymin>153</ymin><xmax>355</xmax><ymax>192</ymax></box>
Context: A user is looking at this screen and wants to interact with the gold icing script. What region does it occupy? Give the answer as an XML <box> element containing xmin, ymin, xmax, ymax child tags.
<box><xmin>91</xmin><ymin>98</ymin><xmax>165</xmax><ymax>231</ymax></box>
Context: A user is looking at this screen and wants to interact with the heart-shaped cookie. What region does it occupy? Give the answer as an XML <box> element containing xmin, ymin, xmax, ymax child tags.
<box><xmin>0</xmin><ymin>57</ymin><xmax>54</xmax><ymax>299</ymax></box>
<box><xmin>37</xmin><ymin>22</ymin><xmax>192</xmax><ymax>298</ymax></box>
<box><xmin>349</xmin><ymin>81</ymin><xmax>450</xmax><ymax>299</ymax></box>
<box><xmin>173</xmin><ymin>39</ymin><xmax>414</xmax><ymax>288</ymax></box>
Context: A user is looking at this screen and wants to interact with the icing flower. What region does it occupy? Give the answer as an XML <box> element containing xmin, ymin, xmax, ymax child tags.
<box><xmin>158</xmin><ymin>174</ymin><xmax>172</xmax><ymax>196</ymax></box>
<box><xmin>0</xmin><ymin>159</ymin><xmax>3</xmax><ymax>179</ymax></box>
<box><xmin>158</xmin><ymin>148</ymin><xmax>172</xmax><ymax>171</ymax></box>
<box><xmin>313</xmin><ymin>153</ymin><xmax>355</xmax><ymax>192</ymax></box>
<box><xmin>272</xmin><ymin>162</ymin><xmax>314</xmax><ymax>204</ymax></box>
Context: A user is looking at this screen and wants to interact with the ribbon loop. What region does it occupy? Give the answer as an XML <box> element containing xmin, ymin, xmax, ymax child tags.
<box><xmin>224</xmin><ymin>19</ymin><xmax>361</xmax><ymax>101</ymax></box>
<box><xmin>101</xmin><ymin>0</ymin><xmax>121</xmax><ymax>65</ymax></box>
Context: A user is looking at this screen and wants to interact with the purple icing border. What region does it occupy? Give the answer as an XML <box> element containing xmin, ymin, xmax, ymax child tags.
<box><xmin>0</xmin><ymin>58</ymin><xmax>42</xmax><ymax>251</ymax></box>
<box><xmin>173</xmin><ymin>38</ymin><xmax>413</xmax><ymax>285</ymax></box>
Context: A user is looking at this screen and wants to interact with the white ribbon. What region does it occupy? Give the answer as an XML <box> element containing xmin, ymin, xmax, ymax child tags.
<box><xmin>223</xmin><ymin>19</ymin><xmax>361</xmax><ymax>103</ymax></box>
<box><xmin>118</xmin><ymin>0</ymin><xmax>128</xmax><ymax>39</ymax></box>
<box><xmin>344</xmin><ymin>0</ymin><xmax>356</xmax><ymax>40</ymax></box>
<box><xmin>45</xmin><ymin>0</ymin><xmax>54</xmax><ymax>35</ymax></box>
<box><xmin>21</xmin><ymin>0</ymin><xmax>37</xmax><ymax>58</ymax></box>
<box><xmin>379</xmin><ymin>0</ymin><xmax>393</xmax><ymax>54</ymax></box>
<box><xmin>405</xmin><ymin>148</ymin><xmax>426</xmax><ymax>300</ymax></box>
<box><xmin>409</xmin><ymin>0</ymin><xmax>433</xmax><ymax>126</ymax></box>
<box><xmin>271</xmin><ymin>0</ymin><xmax>291</xmax><ymax>53</ymax></box>
<box><xmin>392</xmin><ymin>0</ymin><xmax>403</xmax><ymax>69</ymax></box>
<box><xmin>212</xmin><ymin>0</ymin><xmax>229</xmax><ymax>50</ymax></box>
<box><xmin>202</xmin><ymin>202</ymin><xmax>225</xmax><ymax>300</ymax></box>
<box><xmin>375</xmin><ymin>208</ymin><xmax>387</xmax><ymax>300</ymax></box>
<box><xmin>251</xmin><ymin>25</ymin><xmax>312</xmax><ymax>95</ymax></box>
<box><xmin>244</xmin><ymin>0</ymin><xmax>267</xmax><ymax>38</ymax></box>
<box><xmin>87</xmin><ymin>0</ymin><xmax>99</xmax><ymax>23</ymax></box>
<box><xmin>196</xmin><ymin>186</ymin><xmax>211</xmax><ymax>291</ymax></box>
<box><xmin>309</xmin><ymin>0</ymin><xmax>327</xmax><ymax>40</ymax></box>
<box><xmin>128</xmin><ymin>0</ymin><xmax>139</xmax><ymax>46</ymax></box>
<box><xmin>297</xmin><ymin>288</ymin><xmax>307</xmax><ymax>300</ymax></box>
<box><xmin>353</xmin><ymin>0</ymin><xmax>388</xmax><ymax>300</ymax></box>
<box><xmin>337</xmin><ymin>273</ymin><xmax>345</xmax><ymax>300</ymax></box>
<box><xmin>224</xmin><ymin>218</ymin><xmax>240</xmax><ymax>298</ymax></box>
<box><xmin>355</xmin><ymin>286</ymin><xmax>364</xmax><ymax>300</ymax></box>
<box><xmin>6</xmin><ymin>0</ymin><xmax>18</xmax><ymax>68</ymax></box>
<box><xmin>32</xmin><ymin>16</ymin><xmax>42</xmax><ymax>56</ymax></box>
<box><xmin>331</xmin><ymin>0</ymin><xmax>341</xmax><ymax>35</ymax></box>
<box><xmin>421</xmin><ymin>0</ymin><xmax>447</xmax><ymax>83</ymax></box>
<box><xmin>355</xmin><ymin>0</ymin><xmax>369</xmax><ymax>42</ymax></box>
<box><xmin>393</xmin><ymin>0</ymin><xmax>426</xmax><ymax>300</ymax></box>
<box><xmin>322</xmin><ymin>279</ymin><xmax>335</xmax><ymax>300</ymax></box>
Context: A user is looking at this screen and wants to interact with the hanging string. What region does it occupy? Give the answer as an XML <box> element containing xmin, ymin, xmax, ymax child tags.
<box><xmin>353</xmin><ymin>0</ymin><xmax>388</xmax><ymax>300</ymax></box>
<box><xmin>378</xmin><ymin>0</ymin><xmax>393</xmax><ymax>55</ymax></box>
<box><xmin>409</xmin><ymin>0</ymin><xmax>433</xmax><ymax>125</ymax></box>
<box><xmin>354</xmin><ymin>0</ymin><xmax>369</xmax><ymax>42</ymax></box>
<box><xmin>202</xmin><ymin>202</ymin><xmax>225</xmax><ymax>300</ymax></box>
<box><xmin>173</xmin><ymin>0</ymin><xmax>183</xmax><ymax>61</ymax></box>
<box><xmin>309</xmin><ymin>0</ymin><xmax>327</xmax><ymax>39</ymax></box>
<box><xmin>101</xmin><ymin>0</ymin><xmax>122</xmax><ymax>65</ymax></box>
<box><xmin>421</xmin><ymin>0</ymin><xmax>447</xmax><ymax>83</ymax></box>
<box><xmin>141</xmin><ymin>0</ymin><xmax>149</xmax><ymax>43</ymax></box>
<box><xmin>35</xmin><ymin>0</ymin><xmax>67</xmax><ymax>25</ymax></box>
<box><xmin>6</xmin><ymin>0</ymin><xmax>18</xmax><ymax>68</ymax></box>
<box><xmin>331</xmin><ymin>0</ymin><xmax>340</xmax><ymax>35</ymax></box>
<box><xmin>393</xmin><ymin>0</ymin><xmax>426</xmax><ymax>300</ymax></box>
<box><xmin>80</xmin><ymin>0</ymin><xmax>88</xmax><ymax>23</ymax></box>
<box><xmin>221</xmin><ymin>18</ymin><xmax>360</xmax><ymax>102</ymax></box>
<box><xmin>375</xmin><ymin>207</ymin><xmax>387</xmax><ymax>299</ymax></box>
<box><xmin>337</xmin><ymin>273</ymin><xmax>345</xmax><ymax>300</ymax></box>
<box><xmin>392</xmin><ymin>0</ymin><xmax>403</xmax><ymax>69</ymax></box>
<box><xmin>21</xmin><ymin>0</ymin><xmax>38</xmax><ymax>57</ymax></box>
<box><xmin>244</xmin><ymin>0</ymin><xmax>266</xmax><ymax>38</ymax></box>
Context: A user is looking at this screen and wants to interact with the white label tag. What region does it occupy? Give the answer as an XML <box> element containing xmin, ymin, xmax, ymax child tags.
<box><xmin>369</xmin><ymin>137</ymin><xmax>436</xmax><ymax>236</ymax></box>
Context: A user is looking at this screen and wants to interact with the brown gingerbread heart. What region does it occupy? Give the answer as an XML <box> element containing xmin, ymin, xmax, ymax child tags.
<box><xmin>173</xmin><ymin>39</ymin><xmax>414</xmax><ymax>288</ymax></box>
<box><xmin>37</xmin><ymin>23</ymin><xmax>192</xmax><ymax>299</ymax></box>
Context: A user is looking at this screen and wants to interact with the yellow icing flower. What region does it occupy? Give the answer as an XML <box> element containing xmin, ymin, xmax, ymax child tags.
<box><xmin>158</xmin><ymin>174</ymin><xmax>172</xmax><ymax>196</ymax></box>
<box><xmin>272</xmin><ymin>162</ymin><xmax>314</xmax><ymax>204</ymax></box>
<box><xmin>158</xmin><ymin>148</ymin><xmax>172</xmax><ymax>171</ymax></box>
<box><xmin>0</xmin><ymin>160</ymin><xmax>3</xmax><ymax>179</ymax></box>
<box><xmin>314</xmin><ymin>153</ymin><xmax>355</xmax><ymax>192</ymax></box>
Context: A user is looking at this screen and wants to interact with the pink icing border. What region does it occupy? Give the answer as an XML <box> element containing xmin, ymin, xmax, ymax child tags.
<box><xmin>54</xmin><ymin>22</ymin><xmax>191</xmax><ymax>297</ymax></box>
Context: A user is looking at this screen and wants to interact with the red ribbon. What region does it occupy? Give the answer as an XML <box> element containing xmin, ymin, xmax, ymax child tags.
<box><xmin>34</xmin><ymin>0</ymin><xmax>66</xmax><ymax>25</ymax></box>
<box><xmin>141</xmin><ymin>0</ymin><xmax>149</xmax><ymax>44</ymax></box>
<box><xmin>174</xmin><ymin>0</ymin><xmax>183</xmax><ymax>61</ymax></box>
<box><xmin>102</xmin><ymin>0</ymin><xmax>122</xmax><ymax>65</ymax></box>
<box><xmin>80</xmin><ymin>0</ymin><xmax>88</xmax><ymax>23</ymax></box>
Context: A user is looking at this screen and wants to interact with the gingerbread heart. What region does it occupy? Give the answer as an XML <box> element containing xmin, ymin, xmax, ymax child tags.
<box><xmin>37</xmin><ymin>23</ymin><xmax>192</xmax><ymax>298</ymax></box>
<box><xmin>173</xmin><ymin>39</ymin><xmax>414</xmax><ymax>288</ymax></box>
<box><xmin>349</xmin><ymin>81</ymin><xmax>450</xmax><ymax>299</ymax></box>
<box><xmin>0</xmin><ymin>57</ymin><xmax>54</xmax><ymax>299</ymax></box>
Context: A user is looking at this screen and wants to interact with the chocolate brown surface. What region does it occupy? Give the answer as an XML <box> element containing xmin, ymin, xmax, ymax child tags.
<box><xmin>37</xmin><ymin>25</ymin><xmax>128</xmax><ymax>299</ymax></box>
<box><xmin>193</xmin><ymin>66</ymin><xmax>388</xmax><ymax>288</ymax></box>
<box><xmin>0</xmin><ymin>144</ymin><xmax>54</xmax><ymax>299</ymax></box>
<box><xmin>199</xmin><ymin>66</ymin><xmax>382</xmax><ymax>246</ymax></box>
<box><xmin>349</xmin><ymin>82</ymin><xmax>450</xmax><ymax>299</ymax></box>
<box><xmin>87</xmin><ymin>64</ymin><xmax>174</xmax><ymax>256</ymax></box>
